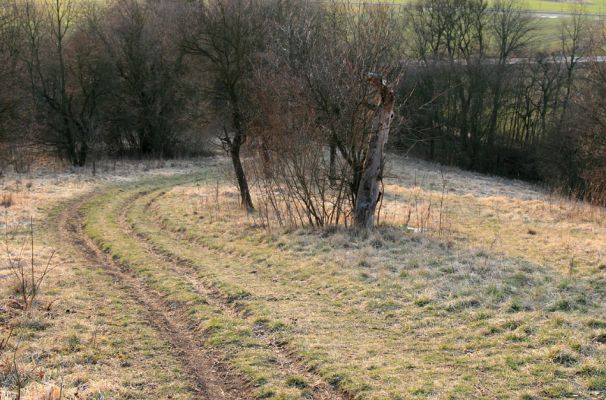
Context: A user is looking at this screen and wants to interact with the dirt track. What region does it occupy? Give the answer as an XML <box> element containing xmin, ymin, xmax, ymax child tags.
<box><xmin>54</xmin><ymin>189</ymin><xmax>253</xmax><ymax>399</ymax></box>
<box><xmin>54</xmin><ymin>183</ymin><xmax>349</xmax><ymax>400</ymax></box>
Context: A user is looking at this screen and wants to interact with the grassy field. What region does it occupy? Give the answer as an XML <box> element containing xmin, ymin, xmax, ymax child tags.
<box><xmin>522</xmin><ymin>0</ymin><xmax>606</xmax><ymax>13</ymax></box>
<box><xmin>1</xmin><ymin>156</ymin><xmax>605</xmax><ymax>399</ymax></box>
<box><xmin>387</xmin><ymin>0</ymin><xmax>606</xmax><ymax>14</ymax></box>
<box><xmin>523</xmin><ymin>0</ymin><xmax>606</xmax><ymax>14</ymax></box>
<box><xmin>374</xmin><ymin>0</ymin><xmax>606</xmax><ymax>51</ymax></box>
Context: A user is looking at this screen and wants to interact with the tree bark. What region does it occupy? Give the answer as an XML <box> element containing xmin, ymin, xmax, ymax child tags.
<box><xmin>230</xmin><ymin>135</ymin><xmax>254</xmax><ymax>212</ymax></box>
<box><xmin>225</xmin><ymin>96</ymin><xmax>254</xmax><ymax>212</ymax></box>
<box><xmin>354</xmin><ymin>74</ymin><xmax>395</xmax><ymax>230</ymax></box>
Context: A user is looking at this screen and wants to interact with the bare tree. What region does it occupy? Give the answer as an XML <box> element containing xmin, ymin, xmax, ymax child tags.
<box><xmin>0</xmin><ymin>0</ymin><xmax>26</xmax><ymax>172</ymax></box>
<box><xmin>299</xmin><ymin>2</ymin><xmax>404</xmax><ymax>208</ymax></box>
<box><xmin>247</xmin><ymin>1</ymin><xmax>403</xmax><ymax>228</ymax></box>
<box><xmin>559</xmin><ymin>11</ymin><xmax>589</xmax><ymax>119</ymax></box>
<box><xmin>405</xmin><ymin>0</ymin><xmax>492</xmax><ymax>169</ymax></box>
<box><xmin>0</xmin><ymin>1</ymin><xmax>19</xmax><ymax>128</ymax></box>
<box><xmin>17</xmin><ymin>0</ymin><xmax>110</xmax><ymax>166</ymax></box>
<box><xmin>486</xmin><ymin>0</ymin><xmax>533</xmax><ymax>152</ymax></box>
<box><xmin>354</xmin><ymin>74</ymin><xmax>396</xmax><ymax>230</ymax></box>
<box><xmin>247</xmin><ymin>3</ymin><xmax>352</xmax><ymax>227</ymax></box>
<box><xmin>181</xmin><ymin>0</ymin><xmax>268</xmax><ymax>211</ymax></box>
<box><xmin>91</xmin><ymin>0</ymin><xmax>189</xmax><ymax>158</ymax></box>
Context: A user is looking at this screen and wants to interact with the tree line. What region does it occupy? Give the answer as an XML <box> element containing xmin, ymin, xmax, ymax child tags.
<box><xmin>0</xmin><ymin>0</ymin><xmax>604</xmax><ymax>227</ymax></box>
<box><xmin>400</xmin><ymin>0</ymin><xmax>606</xmax><ymax>205</ymax></box>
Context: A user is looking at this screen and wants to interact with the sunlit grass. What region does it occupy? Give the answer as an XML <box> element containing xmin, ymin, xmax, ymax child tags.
<box><xmin>87</xmin><ymin>157</ymin><xmax>605</xmax><ymax>398</ymax></box>
<box><xmin>2</xmin><ymin>156</ymin><xmax>605</xmax><ymax>398</ymax></box>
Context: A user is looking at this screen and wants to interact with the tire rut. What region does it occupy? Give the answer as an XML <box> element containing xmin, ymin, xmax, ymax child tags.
<box><xmin>55</xmin><ymin>190</ymin><xmax>253</xmax><ymax>400</ymax></box>
<box><xmin>121</xmin><ymin>189</ymin><xmax>353</xmax><ymax>400</ymax></box>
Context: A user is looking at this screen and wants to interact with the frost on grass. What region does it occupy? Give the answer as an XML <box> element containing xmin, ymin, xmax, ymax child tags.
<box><xmin>147</xmin><ymin>158</ymin><xmax>606</xmax><ymax>398</ymax></box>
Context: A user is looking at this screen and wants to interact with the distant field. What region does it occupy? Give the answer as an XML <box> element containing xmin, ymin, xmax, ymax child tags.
<box><xmin>382</xmin><ymin>0</ymin><xmax>606</xmax><ymax>14</ymax></box>
<box><xmin>363</xmin><ymin>0</ymin><xmax>606</xmax><ymax>51</ymax></box>
<box><xmin>524</xmin><ymin>0</ymin><xmax>606</xmax><ymax>13</ymax></box>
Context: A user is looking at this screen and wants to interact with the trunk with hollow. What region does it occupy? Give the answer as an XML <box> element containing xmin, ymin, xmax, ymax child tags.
<box><xmin>354</xmin><ymin>74</ymin><xmax>395</xmax><ymax>230</ymax></box>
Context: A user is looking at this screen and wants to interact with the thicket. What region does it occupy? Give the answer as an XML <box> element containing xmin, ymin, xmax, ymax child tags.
<box><xmin>0</xmin><ymin>0</ymin><xmax>604</xmax><ymax>211</ymax></box>
<box><xmin>399</xmin><ymin>0</ymin><xmax>606</xmax><ymax>205</ymax></box>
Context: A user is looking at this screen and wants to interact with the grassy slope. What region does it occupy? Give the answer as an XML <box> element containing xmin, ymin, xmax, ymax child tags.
<box><xmin>140</xmin><ymin>179</ymin><xmax>605</xmax><ymax>398</ymax></box>
<box><xmin>1</xmin><ymin>157</ymin><xmax>605</xmax><ymax>398</ymax></box>
<box><xmin>383</xmin><ymin>158</ymin><xmax>606</xmax><ymax>276</ymax></box>
<box><xmin>82</xmin><ymin>178</ymin><xmax>338</xmax><ymax>399</ymax></box>
<box><xmin>0</xmin><ymin>161</ymin><xmax>211</xmax><ymax>399</ymax></box>
<box><xmin>80</xmin><ymin>157</ymin><xmax>605</xmax><ymax>399</ymax></box>
<box><xmin>0</xmin><ymin>201</ymin><xmax>197</xmax><ymax>399</ymax></box>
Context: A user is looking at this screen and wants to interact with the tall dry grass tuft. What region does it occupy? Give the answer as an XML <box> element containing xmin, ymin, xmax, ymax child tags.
<box><xmin>3</xmin><ymin>216</ymin><xmax>55</xmax><ymax>312</ymax></box>
<box><xmin>379</xmin><ymin>169</ymin><xmax>453</xmax><ymax>238</ymax></box>
<box><xmin>195</xmin><ymin>158</ymin><xmax>455</xmax><ymax>237</ymax></box>
<box><xmin>0</xmin><ymin>338</ymin><xmax>62</xmax><ymax>400</ymax></box>
<box><xmin>247</xmin><ymin>151</ymin><xmax>352</xmax><ymax>230</ymax></box>
<box><xmin>0</xmin><ymin>328</ymin><xmax>13</xmax><ymax>352</ymax></box>
<box><xmin>1</xmin><ymin>212</ymin><xmax>58</xmax><ymax>400</ymax></box>
<box><xmin>1</xmin><ymin>193</ymin><xmax>14</xmax><ymax>208</ymax></box>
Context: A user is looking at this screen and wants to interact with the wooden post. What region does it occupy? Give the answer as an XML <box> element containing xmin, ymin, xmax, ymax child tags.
<box><xmin>354</xmin><ymin>73</ymin><xmax>395</xmax><ymax>230</ymax></box>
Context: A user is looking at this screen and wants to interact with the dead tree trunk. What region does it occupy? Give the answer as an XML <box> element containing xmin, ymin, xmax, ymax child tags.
<box><xmin>354</xmin><ymin>74</ymin><xmax>395</xmax><ymax>230</ymax></box>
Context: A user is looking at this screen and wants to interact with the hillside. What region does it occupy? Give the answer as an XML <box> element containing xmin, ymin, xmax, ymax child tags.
<box><xmin>1</xmin><ymin>155</ymin><xmax>604</xmax><ymax>399</ymax></box>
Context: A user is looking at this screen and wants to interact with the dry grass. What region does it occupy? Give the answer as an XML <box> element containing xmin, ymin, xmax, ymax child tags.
<box><xmin>382</xmin><ymin>156</ymin><xmax>606</xmax><ymax>275</ymax></box>
<box><xmin>1</xmin><ymin>192</ymin><xmax>14</xmax><ymax>208</ymax></box>
<box><xmin>0</xmin><ymin>158</ymin><xmax>219</xmax><ymax>399</ymax></box>
<box><xmin>85</xmin><ymin>156</ymin><xmax>604</xmax><ymax>398</ymax></box>
<box><xmin>2</xmin><ymin>155</ymin><xmax>605</xmax><ymax>399</ymax></box>
<box><xmin>148</xmin><ymin>192</ymin><xmax>604</xmax><ymax>398</ymax></box>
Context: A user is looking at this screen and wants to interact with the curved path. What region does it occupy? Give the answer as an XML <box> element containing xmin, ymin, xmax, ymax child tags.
<box><xmin>54</xmin><ymin>189</ymin><xmax>252</xmax><ymax>399</ymax></box>
<box><xmin>53</xmin><ymin>178</ymin><xmax>350</xmax><ymax>400</ymax></box>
